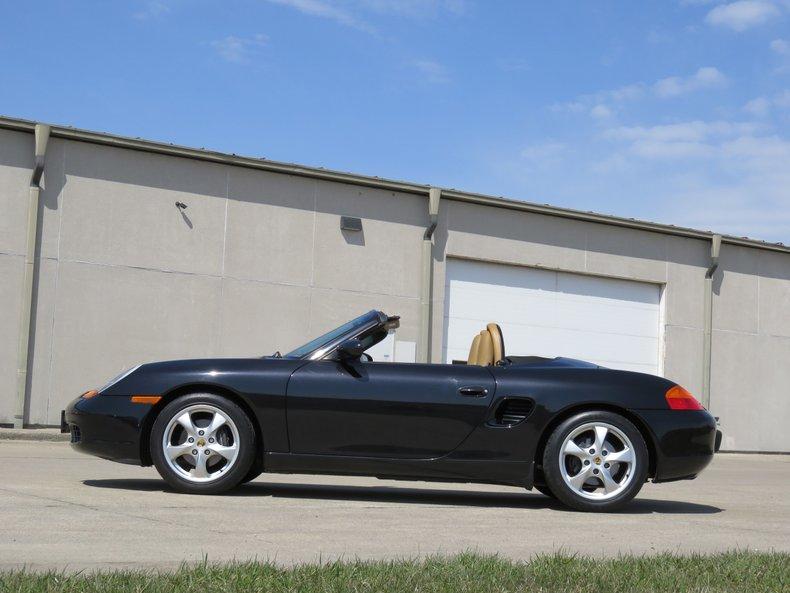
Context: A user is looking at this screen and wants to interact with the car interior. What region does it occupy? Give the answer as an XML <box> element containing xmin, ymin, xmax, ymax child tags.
<box><xmin>466</xmin><ymin>323</ymin><xmax>505</xmax><ymax>366</ymax></box>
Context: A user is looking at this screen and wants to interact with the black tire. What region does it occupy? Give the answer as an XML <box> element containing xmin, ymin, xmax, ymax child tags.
<box><xmin>542</xmin><ymin>410</ymin><xmax>648</xmax><ymax>512</ymax></box>
<box><xmin>151</xmin><ymin>393</ymin><xmax>256</xmax><ymax>494</ymax></box>
<box><xmin>241</xmin><ymin>463</ymin><xmax>264</xmax><ymax>484</ymax></box>
<box><xmin>532</xmin><ymin>483</ymin><xmax>556</xmax><ymax>498</ymax></box>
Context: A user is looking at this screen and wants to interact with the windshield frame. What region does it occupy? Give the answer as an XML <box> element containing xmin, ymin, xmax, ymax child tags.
<box><xmin>282</xmin><ymin>310</ymin><xmax>386</xmax><ymax>360</ymax></box>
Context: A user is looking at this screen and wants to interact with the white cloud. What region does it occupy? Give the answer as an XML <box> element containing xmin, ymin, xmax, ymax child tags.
<box><xmin>520</xmin><ymin>142</ymin><xmax>566</xmax><ymax>168</ymax></box>
<box><xmin>358</xmin><ymin>0</ymin><xmax>469</xmax><ymax>17</ymax></box>
<box><xmin>590</xmin><ymin>104</ymin><xmax>613</xmax><ymax>119</ymax></box>
<box><xmin>653</xmin><ymin>66</ymin><xmax>727</xmax><ymax>98</ymax></box>
<box><xmin>133</xmin><ymin>0</ymin><xmax>170</xmax><ymax>19</ymax></box>
<box><xmin>771</xmin><ymin>38</ymin><xmax>789</xmax><ymax>54</ymax></box>
<box><xmin>264</xmin><ymin>0</ymin><xmax>374</xmax><ymax>31</ymax></box>
<box><xmin>552</xmin><ymin>68</ymin><xmax>726</xmax><ymax>118</ymax></box>
<box><xmin>705</xmin><ymin>1</ymin><xmax>781</xmax><ymax>31</ymax></box>
<box><xmin>604</xmin><ymin>120</ymin><xmax>758</xmax><ymax>141</ymax></box>
<box><xmin>596</xmin><ymin>119</ymin><xmax>790</xmax><ymax>240</ymax></box>
<box><xmin>413</xmin><ymin>59</ymin><xmax>450</xmax><ymax>83</ymax></box>
<box><xmin>776</xmin><ymin>89</ymin><xmax>790</xmax><ymax>107</ymax></box>
<box><xmin>211</xmin><ymin>34</ymin><xmax>268</xmax><ymax>63</ymax></box>
<box><xmin>743</xmin><ymin>90</ymin><xmax>790</xmax><ymax>115</ymax></box>
<box><xmin>263</xmin><ymin>0</ymin><xmax>467</xmax><ymax>31</ymax></box>
<box><xmin>744</xmin><ymin>96</ymin><xmax>772</xmax><ymax>116</ymax></box>
<box><xmin>550</xmin><ymin>83</ymin><xmax>645</xmax><ymax>115</ymax></box>
<box><xmin>497</xmin><ymin>58</ymin><xmax>530</xmax><ymax>72</ymax></box>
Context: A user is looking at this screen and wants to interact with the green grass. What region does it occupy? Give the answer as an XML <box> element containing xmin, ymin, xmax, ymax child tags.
<box><xmin>1</xmin><ymin>552</ymin><xmax>787</xmax><ymax>593</ymax></box>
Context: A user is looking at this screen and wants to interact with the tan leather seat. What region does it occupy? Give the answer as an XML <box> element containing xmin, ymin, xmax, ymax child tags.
<box><xmin>466</xmin><ymin>323</ymin><xmax>505</xmax><ymax>366</ymax></box>
<box><xmin>467</xmin><ymin>333</ymin><xmax>481</xmax><ymax>365</ymax></box>
<box><xmin>487</xmin><ymin>323</ymin><xmax>505</xmax><ymax>363</ymax></box>
<box><xmin>476</xmin><ymin>330</ymin><xmax>494</xmax><ymax>366</ymax></box>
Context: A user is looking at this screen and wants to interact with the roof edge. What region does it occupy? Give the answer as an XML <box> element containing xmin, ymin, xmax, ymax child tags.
<box><xmin>1</xmin><ymin>115</ymin><xmax>786</xmax><ymax>254</ymax></box>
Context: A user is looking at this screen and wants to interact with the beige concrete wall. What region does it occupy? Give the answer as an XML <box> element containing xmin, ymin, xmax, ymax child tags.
<box><xmin>431</xmin><ymin>200</ymin><xmax>789</xmax><ymax>451</ymax></box>
<box><xmin>1</xmin><ymin>129</ymin><xmax>788</xmax><ymax>453</ymax></box>
<box><xmin>0</xmin><ymin>129</ymin><xmax>34</xmax><ymax>424</ymax></box>
<box><xmin>711</xmin><ymin>246</ymin><xmax>790</xmax><ymax>452</ymax></box>
<box><xmin>8</xmin><ymin>136</ymin><xmax>424</xmax><ymax>426</ymax></box>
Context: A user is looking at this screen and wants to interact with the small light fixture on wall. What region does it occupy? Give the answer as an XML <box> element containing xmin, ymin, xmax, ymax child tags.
<box><xmin>340</xmin><ymin>216</ymin><xmax>363</xmax><ymax>232</ymax></box>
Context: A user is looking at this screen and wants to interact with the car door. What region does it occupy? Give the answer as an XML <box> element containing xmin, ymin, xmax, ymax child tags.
<box><xmin>286</xmin><ymin>360</ymin><xmax>496</xmax><ymax>459</ymax></box>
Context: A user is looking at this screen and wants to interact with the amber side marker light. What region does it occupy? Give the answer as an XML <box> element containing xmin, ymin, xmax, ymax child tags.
<box><xmin>81</xmin><ymin>390</ymin><xmax>99</xmax><ymax>399</ymax></box>
<box><xmin>131</xmin><ymin>395</ymin><xmax>162</xmax><ymax>405</ymax></box>
<box><xmin>665</xmin><ymin>385</ymin><xmax>704</xmax><ymax>410</ymax></box>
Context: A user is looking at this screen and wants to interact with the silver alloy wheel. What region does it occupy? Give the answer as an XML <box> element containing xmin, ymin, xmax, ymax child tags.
<box><xmin>162</xmin><ymin>404</ymin><xmax>240</xmax><ymax>483</ymax></box>
<box><xmin>558</xmin><ymin>421</ymin><xmax>636</xmax><ymax>500</ymax></box>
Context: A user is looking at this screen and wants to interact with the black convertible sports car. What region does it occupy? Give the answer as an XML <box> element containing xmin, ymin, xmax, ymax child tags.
<box><xmin>64</xmin><ymin>310</ymin><xmax>721</xmax><ymax>512</ymax></box>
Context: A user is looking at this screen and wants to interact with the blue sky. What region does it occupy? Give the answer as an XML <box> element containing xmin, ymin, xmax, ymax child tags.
<box><xmin>2</xmin><ymin>1</ymin><xmax>789</xmax><ymax>242</ymax></box>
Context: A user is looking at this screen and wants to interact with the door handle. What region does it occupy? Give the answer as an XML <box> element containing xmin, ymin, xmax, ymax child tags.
<box><xmin>458</xmin><ymin>385</ymin><xmax>489</xmax><ymax>397</ymax></box>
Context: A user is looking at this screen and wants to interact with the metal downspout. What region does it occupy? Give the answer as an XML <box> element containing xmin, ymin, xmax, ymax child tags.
<box><xmin>418</xmin><ymin>188</ymin><xmax>441</xmax><ymax>363</ymax></box>
<box><xmin>13</xmin><ymin>124</ymin><xmax>50</xmax><ymax>428</ymax></box>
<box><xmin>702</xmin><ymin>234</ymin><xmax>722</xmax><ymax>409</ymax></box>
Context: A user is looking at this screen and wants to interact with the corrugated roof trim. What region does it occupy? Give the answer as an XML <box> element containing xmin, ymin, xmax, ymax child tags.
<box><xmin>1</xmin><ymin>115</ymin><xmax>786</xmax><ymax>253</ymax></box>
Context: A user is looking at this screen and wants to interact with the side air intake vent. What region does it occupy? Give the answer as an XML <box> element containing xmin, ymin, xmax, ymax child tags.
<box><xmin>495</xmin><ymin>398</ymin><xmax>534</xmax><ymax>426</ymax></box>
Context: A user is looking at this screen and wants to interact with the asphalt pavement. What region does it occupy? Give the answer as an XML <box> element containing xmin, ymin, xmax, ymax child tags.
<box><xmin>1</xmin><ymin>440</ymin><xmax>788</xmax><ymax>571</ymax></box>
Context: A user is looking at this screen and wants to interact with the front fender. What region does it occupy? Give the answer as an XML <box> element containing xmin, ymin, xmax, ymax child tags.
<box><xmin>101</xmin><ymin>358</ymin><xmax>306</xmax><ymax>454</ymax></box>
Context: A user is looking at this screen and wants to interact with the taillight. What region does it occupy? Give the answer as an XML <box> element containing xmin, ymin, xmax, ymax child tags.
<box><xmin>81</xmin><ymin>389</ymin><xmax>99</xmax><ymax>399</ymax></box>
<box><xmin>665</xmin><ymin>385</ymin><xmax>704</xmax><ymax>410</ymax></box>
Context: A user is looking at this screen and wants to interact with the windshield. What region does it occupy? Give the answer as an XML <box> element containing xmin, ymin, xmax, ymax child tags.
<box><xmin>283</xmin><ymin>311</ymin><xmax>382</xmax><ymax>359</ymax></box>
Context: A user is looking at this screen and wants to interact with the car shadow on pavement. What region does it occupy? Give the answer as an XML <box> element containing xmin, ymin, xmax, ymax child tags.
<box><xmin>83</xmin><ymin>479</ymin><xmax>722</xmax><ymax>515</ymax></box>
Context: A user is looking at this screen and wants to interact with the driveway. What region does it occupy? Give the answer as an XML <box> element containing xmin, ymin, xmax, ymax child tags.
<box><xmin>1</xmin><ymin>441</ymin><xmax>788</xmax><ymax>571</ymax></box>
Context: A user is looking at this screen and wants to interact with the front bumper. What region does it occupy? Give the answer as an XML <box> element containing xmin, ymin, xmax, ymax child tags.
<box><xmin>63</xmin><ymin>394</ymin><xmax>153</xmax><ymax>465</ymax></box>
<box><xmin>634</xmin><ymin>409</ymin><xmax>719</xmax><ymax>482</ymax></box>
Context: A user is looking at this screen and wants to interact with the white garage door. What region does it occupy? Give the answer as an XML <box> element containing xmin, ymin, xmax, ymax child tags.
<box><xmin>443</xmin><ymin>259</ymin><xmax>662</xmax><ymax>375</ymax></box>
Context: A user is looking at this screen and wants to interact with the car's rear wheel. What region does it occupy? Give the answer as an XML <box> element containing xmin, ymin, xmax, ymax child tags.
<box><xmin>542</xmin><ymin>410</ymin><xmax>648</xmax><ymax>512</ymax></box>
<box><xmin>151</xmin><ymin>393</ymin><xmax>255</xmax><ymax>494</ymax></box>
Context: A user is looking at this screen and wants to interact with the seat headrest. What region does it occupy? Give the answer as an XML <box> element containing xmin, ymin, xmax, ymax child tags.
<box><xmin>486</xmin><ymin>323</ymin><xmax>505</xmax><ymax>362</ymax></box>
<box><xmin>466</xmin><ymin>323</ymin><xmax>504</xmax><ymax>366</ymax></box>
<box><xmin>467</xmin><ymin>333</ymin><xmax>481</xmax><ymax>366</ymax></box>
<box><xmin>475</xmin><ymin>330</ymin><xmax>494</xmax><ymax>366</ymax></box>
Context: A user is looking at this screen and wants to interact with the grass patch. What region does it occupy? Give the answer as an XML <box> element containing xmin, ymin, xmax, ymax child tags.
<box><xmin>1</xmin><ymin>551</ymin><xmax>787</xmax><ymax>593</ymax></box>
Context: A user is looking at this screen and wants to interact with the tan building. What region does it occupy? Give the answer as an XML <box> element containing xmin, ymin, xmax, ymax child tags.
<box><xmin>1</xmin><ymin>116</ymin><xmax>788</xmax><ymax>452</ymax></box>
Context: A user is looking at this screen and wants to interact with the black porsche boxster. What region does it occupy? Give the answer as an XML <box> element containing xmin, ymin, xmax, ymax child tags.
<box><xmin>64</xmin><ymin>310</ymin><xmax>721</xmax><ymax>512</ymax></box>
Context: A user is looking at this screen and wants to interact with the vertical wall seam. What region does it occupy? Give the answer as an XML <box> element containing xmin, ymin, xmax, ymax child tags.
<box><xmin>756</xmin><ymin>255</ymin><xmax>761</xmax><ymax>335</ymax></box>
<box><xmin>14</xmin><ymin>124</ymin><xmax>50</xmax><ymax>427</ymax></box>
<box><xmin>44</xmin><ymin>142</ymin><xmax>66</xmax><ymax>423</ymax></box>
<box><xmin>583</xmin><ymin>230</ymin><xmax>588</xmax><ymax>272</ymax></box>
<box><xmin>418</xmin><ymin>188</ymin><xmax>440</xmax><ymax>363</ymax></box>
<box><xmin>307</xmin><ymin>181</ymin><xmax>318</xmax><ymax>334</ymax></box>
<box><xmin>702</xmin><ymin>234</ymin><xmax>722</xmax><ymax>410</ymax></box>
<box><xmin>217</xmin><ymin>168</ymin><xmax>230</xmax><ymax>355</ymax></box>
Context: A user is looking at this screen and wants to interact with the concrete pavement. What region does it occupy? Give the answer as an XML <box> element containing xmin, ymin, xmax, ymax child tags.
<box><xmin>1</xmin><ymin>441</ymin><xmax>788</xmax><ymax>571</ymax></box>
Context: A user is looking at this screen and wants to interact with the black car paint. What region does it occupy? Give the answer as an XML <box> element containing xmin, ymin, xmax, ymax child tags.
<box><xmin>65</xmin><ymin>351</ymin><xmax>718</xmax><ymax>489</ymax></box>
<box><xmin>287</xmin><ymin>361</ymin><xmax>496</xmax><ymax>458</ymax></box>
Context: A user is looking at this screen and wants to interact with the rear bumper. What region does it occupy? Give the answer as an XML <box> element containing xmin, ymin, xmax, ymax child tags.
<box><xmin>634</xmin><ymin>409</ymin><xmax>719</xmax><ymax>482</ymax></box>
<box><xmin>63</xmin><ymin>395</ymin><xmax>152</xmax><ymax>465</ymax></box>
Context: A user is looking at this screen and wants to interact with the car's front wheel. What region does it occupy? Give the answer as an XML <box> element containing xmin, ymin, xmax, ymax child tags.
<box><xmin>542</xmin><ymin>410</ymin><xmax>648</xmax><ymax>512</ymax></box>
<box><xmin>151</xmin><ymin>393</ymin><xmax>255</xmax><ymax>494</ymax></box>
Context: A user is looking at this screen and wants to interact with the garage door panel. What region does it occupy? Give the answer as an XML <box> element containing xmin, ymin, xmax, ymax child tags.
<box><xmin>443</xmin><ymin>259</ymin><xmax>662</xmax><ymax>375</ymax></box>
<box><xmin>557</xmin><ymin>273</ymin><xmax>659</xmax><ymax>307</ymax></box>
<box><xmin>450</xmin><ymin>260</ymin><xmax>557</xmax><ymax>291</ymax></box>
<box><xmin>447</xmin><ymin>288</ymin><xmax>557</xmax><ymax>327</ymax></box>
<box><xmin>501</xmin><ymin>325</ymin><xmax>658</xmax><ymax>365</ymax></box>
<box><xmin>555</xmin><ymin>300</ymin><xmax>660</xmax><ymax>335</ymax></box>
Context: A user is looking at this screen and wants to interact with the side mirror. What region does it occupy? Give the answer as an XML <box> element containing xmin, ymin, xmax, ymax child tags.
<box><xmin>337</xmin><ymin>338</ymin><xmax>366</xmax><ymax>360</ymax></box>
